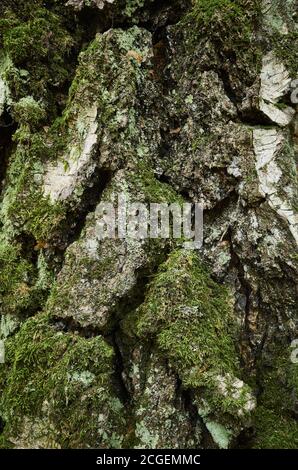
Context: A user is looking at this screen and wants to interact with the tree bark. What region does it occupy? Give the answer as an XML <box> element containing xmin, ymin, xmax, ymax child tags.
<box><xmin>0</xmin><ymin>0</ymin><xmax>297</xmax><ymax>449</ymax></box>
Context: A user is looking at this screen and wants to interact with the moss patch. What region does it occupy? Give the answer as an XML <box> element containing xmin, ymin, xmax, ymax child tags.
<box><xmin>122</xmin><ymin>250</ymin><xmax>255</xmax><ymax>445</ymax></box>
<box><xmin>1</xmin><ymin>127</ymin><xmax>65</xmax><ymax>241</ymax></box>
<box><xmin>136</xmin><ymin>249</ymin><xmax>238</xmax><ymax>373</ymax></box>
<box><xmin>0</xmin><ymin>3</ymin><xmax>78</xmax><ymax>120</ymax></box>
<box><xmin>178</xmin><ymin>0</ymin><xmax>262</xmax><ymax>91</ymax></box>
<box><xmin>253</xmin><ymin>407</ymin><xmax>298</xmax><ymax>449</ymax></box>
<box><xmin>0</xmin><ymin>313</ymin><xmax>126</xmax><ymax>448</ymax></box>
<box><xmin>0</xmin><ymin>233</ymin><xmax>53</xmax><ymax>317</ymax></box>
<box><xmin>182</xmin><ymin>0</ymin><xmax>261</xmax><ymax>47</ymax></box>
<box><xmin>252</xmin><ymin>344</ymin><xmax>298</xmax><ymax>449</ymax></box>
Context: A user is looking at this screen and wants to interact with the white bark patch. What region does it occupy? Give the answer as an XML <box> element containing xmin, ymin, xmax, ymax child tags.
<box><xmin>260</xmin><ymin>101</ymin><xmax>294</xmax><ymax>127</ymax></box>
<box><xmin>260</xmin><ymin>53</ymin><xmax>290</xmax><ymax>103</ymax></box>
<box><xmin>43</xmin><ymin>105</ymin><xmax>98</xmax><ymax>202</ymax></box>
<box><xmin>0</xmin><ymin>77</ymin><xmax>9</xmax><ymax>117</ymax></box>
<box><xmin>253</xmin><ymin>128</ymin><xmax>298</xmax><ymax>244</ymax></box>
<box><xmin>259</xmin><ymin>52</ymin><xmax>294</xmax><ymax>126</ymax></box>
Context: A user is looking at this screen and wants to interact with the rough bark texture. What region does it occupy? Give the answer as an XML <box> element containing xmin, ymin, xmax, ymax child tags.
<box><xmin>0</xmin><ymin>0</ymin><xmax>297</xmax><ymax>449</ymax></box>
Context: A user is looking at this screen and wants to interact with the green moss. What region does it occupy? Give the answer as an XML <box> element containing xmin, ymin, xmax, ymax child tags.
<box><xmin>251</xmin><ymin>341</ymin><xmax>298</xmax><ymax>448</ymax></box>
<box><xmin>0</xmin><ymin>313</ymin><xmax>126</xmax><ymax>448</ymax></box>
<box><xmin>136</xmin><ymin>249</ymin><xmax>238</xmax><ymax>374</ymax></box>
<box><xmin>0</xmin><ymin>3</ymin><xmax>79</xmax><ymax>121</ymax></box>
<box><xmin>183</xmin><ymin>0</ymin><xmax>260</xmax><ymax>42</ymax></box>
<box><xmin>1</xmin><ymin>128</ymin><xmax>65</xmax><ymax>241</ymax></box>
<box><xmin>253</xmin><ymin>407</ymin><xmax>298</xmax><ymax>449</ymax></box>
<box><xmin>13</xmin><ymin>96</ymin><xmax>46</xmax><ymax>129</ymax></box>
<box><xmin>122</xmin><ymin>250</ymin><xmax>255</xmax><ymax>443</ymax></box>
<box><xmin>179</xmin><ymin>0</ymin><xmax>262</xmax><ymax>84</ymax></box>
<box><xmin>128</xmin><ymin>163</ymin><xmax>185</xmax><ymax>205</ymax></box>
<box><xmin>273</xmin><ymin>31</ymin><xmax>298</xmax><ymax>78</ymax></box>
<box><xmin>0</xmin><ymin>131</ymin><xmax>62</xmax><ymax>316</ymax></box>
<box><xmin>0</xmin><ymin>234</ymin><xmax>54</xmax><ymax>317</ymax></box>
<box><xmin>0</xmin><ymin>238</ymin><xmax>35</xmax><ymax>315</ymax></box>
<box><xmin>187</xmin><ymin>0</ymin><xmax>249</xmax><ymax>27</ymax></box>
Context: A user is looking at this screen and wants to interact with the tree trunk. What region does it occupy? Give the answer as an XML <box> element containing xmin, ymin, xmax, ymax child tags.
<box><xmin>0</xmin><ymin>0</ymin><xmax>297</xmax><ymax>449</ymax></box>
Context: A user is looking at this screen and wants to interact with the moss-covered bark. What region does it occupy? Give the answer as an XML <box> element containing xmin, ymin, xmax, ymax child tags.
<box><xmin>0</xmin><ymin>0</ymin><xmax>297</xmax><ymax>449</ymax></box>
